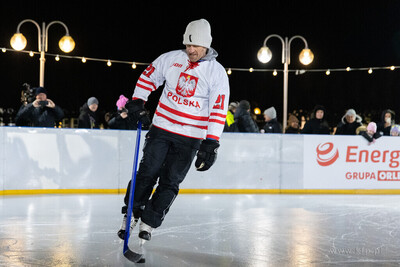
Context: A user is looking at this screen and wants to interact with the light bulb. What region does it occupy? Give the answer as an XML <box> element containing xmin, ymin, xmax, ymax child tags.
<box><xmin>29</xmin><ymin>51</ymin><xmax>34</xmax><ymax>57</ymax></box>
<box><xmin>59</xmin><ymin>35</ymin><xmax>75</xmax><ymax>53</ymax></box>
<box><xmin>390</xmin><ymin>66</ymin><xmax>395</xmax><ymax>71</ymax></box>
<box><xmin>10</xmin><ymin>33</ymin><xmax>27</xmax><ymax>51</ymax></box>
<box><xmin>55</xmin><ymin>55</ymin><xmax>60</xmax><ymax>61</ymax></box>
<box><xmin>82</xmin><ymin>57</ymin><xmax>86</xmax><ymax>63</ymax></box>
<box><xmin>368</xmin><ymin>68</ymin><xmax>373</xmax><ymax>74</ymax></box>
<box><xmin>132</xmin><ymin>62</ymin><xmax>137</xmax><ymax>69</ymax></box>
<box><xmin>257</xmin><ymin>46</ymin><xmax>272</xmax><ymax>63</ymax></box>
<box><xmin>346</xmin><ymin>67</ymin><xmax>351</xmax><ymax>71</ymax></box>
<box><xmin>1</xmin><ymin>48</ymin><xmax>6</xmax><ymax>53</ymax></box>
<box><xmin>299</xmin><ymin>48</ymin><xmax>314</xmax><ymax>65</ymax></box>
<box><xmin>227</xmin><ymin>68</ymin><xmax>232</xmax><ymax>75</ymax></box>
<box><xmin>254</xmin><ymin>107</ymin><xmax>261</xmax><ymax>115</ymax></box>
<box><xmin>326</xmin><ymin>70</ymin><xmax>330</xmax><ymax>75</ymax></box>
<box><xmin>107</xmin><ymin>60</ymin><xmax>112</xmax><ymax>66</ymax></box>
<box><xmin>249</xmin><ymin>68</ymin><xmax>254</xmax><ymax>72</ymax></box>
<box><xmin>273</xmin><ymin>69</ymin><xmax>277</xmax><ymax>76</ymax></box>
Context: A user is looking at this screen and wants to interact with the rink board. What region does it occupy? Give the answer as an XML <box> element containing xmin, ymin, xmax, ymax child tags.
<box><xmin>0</xmin><ymin>126</ymin><xmax>398</xmax><ymax>195</ymax></box>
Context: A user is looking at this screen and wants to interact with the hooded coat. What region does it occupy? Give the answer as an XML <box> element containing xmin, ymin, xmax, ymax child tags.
<box><xmin>301</xmin><ymin>105</ymin><xmax>330</xmax><ymax>134</ymax></box>
<box><xmin>377</xmin><ymin>109</ymin><xmax>396</xmax><ymax>136</ymax></box>
<box><xmin>78</xmin><ymin>103</ymin><xmax>99</xmax><ymax>129</ymax></box>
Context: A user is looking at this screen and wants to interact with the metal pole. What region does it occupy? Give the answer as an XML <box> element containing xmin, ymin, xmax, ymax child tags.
<box><xmin>39</xmin><ymin>22</ymin><xmax>46</xmax><ymax>87</ymax></box>
<box><xmin>283</xmin><ymin>61</ymin><xmax>288</xmax><ymax>133</ymax></box>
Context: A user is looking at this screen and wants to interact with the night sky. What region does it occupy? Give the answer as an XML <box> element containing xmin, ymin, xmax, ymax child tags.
<box><xmin>1</xmin><ymin>1</ymin><xmax>400</xmax><ymax>126</ymax></box>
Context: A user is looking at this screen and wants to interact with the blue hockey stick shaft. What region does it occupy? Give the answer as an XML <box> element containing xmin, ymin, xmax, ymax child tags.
<box><xmin>123</xmin><ymin>121</ymin><xmax>142</xmax><ymax>254</ymax></box>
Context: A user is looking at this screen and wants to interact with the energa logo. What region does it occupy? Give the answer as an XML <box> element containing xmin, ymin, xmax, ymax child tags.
<box><xmin>316</xmin><ymin>142</ymin><xmax>339</xmax><ymax>166</ymax></box>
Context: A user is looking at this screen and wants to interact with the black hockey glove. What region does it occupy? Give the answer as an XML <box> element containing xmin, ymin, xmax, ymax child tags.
<box><xmin>125</xmin><ymin>99</ymin><xmax>151</xmax><ymax>126</ymax></box>
<box><xmin>195</xmin><ymin>139</ymin><xmax>220</xmax><ymax>171</ymax></box>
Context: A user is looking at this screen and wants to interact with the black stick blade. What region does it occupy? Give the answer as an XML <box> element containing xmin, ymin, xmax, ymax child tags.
<box><xmin>124</xmin><ymin>248</ymin><xmax>144</xmax><ymax>263</ymax></box>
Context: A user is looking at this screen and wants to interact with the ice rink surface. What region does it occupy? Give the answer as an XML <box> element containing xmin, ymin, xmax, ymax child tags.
<box><xmin>1</xmin><ymin>194</ymin><xmax>400</xmax><ymax>266</ymax></box>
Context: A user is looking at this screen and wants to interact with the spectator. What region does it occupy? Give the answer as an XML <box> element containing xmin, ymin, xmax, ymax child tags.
<box><xmin>108</xmin><ymin>95</ymin><xmax>138</xmax><ymax>130</ymax></box>
<box><xmin>390</xmin><ymin>124</ymin><xmax>400</xmax><ymax>136</ymax></box>
<box><xmin>301</xmin><ymin>105</ymin><xmax>330</xmax><ymax>134</ymax></box>
<box><xmin>223</xmin><ymin>102</ymin><xmax>238</xmax><ymax>132</ymax></box>
<box><xmin>261</xmin><ymin>106</ymin><xmax>282</xmax><ymax>133</ymax></box>
<box><xmin>78</xmin><ymin>97</ymin><xmax>100</xmax><ymax>129</ymax></box>
<box><xmin>377</xmin><ymin>109</ymin><xmax>395</xmax><ymax>136</ymax></box>
<box><xmin>15</xmin><ymin>87</ymin><xmax>64</xmax><ymax>127</ymax></box>
<box><xmin>234</xmin><ymin>100</ymin><xmax>259</xmax><ymax>132</ymax></box>
<box><xmin>360</xmin><ymin>122</ymin><xmax>381</xmax><ymax>145</ymax></box>
<box><xmin>285</xmin><ymin>114</ymin><xmax>300</xmax><ymax>134</ymax></box>
<box><xmin>335</xmin><ymin>109</ymin><xmax>362</xmax><ymax>135</ymax></box>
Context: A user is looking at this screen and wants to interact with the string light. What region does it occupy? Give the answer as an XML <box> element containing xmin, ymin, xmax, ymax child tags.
<box><xmin>29</xmin><ymin>51</ymin><xmax>34</xmax><ymax>57</ymax></box>
<box><xmin>1</xmin><ymin>48</ymin><xmax>6</xmax><ymax>53</ymax></box>
<box><xmin>249</xmin><ymin>67</ymin><xmax>254</xmax><ymax>72</ymax></box>
<box><xmin>346</xmin><ymin>67</ymin><xmax>351</xmax><ymax>71</ymax></box>
<box><xmin>368</xmin><ymin>68</ymin><xmax>373</xmax><ymax>74</ymax></box>
<box><xmin>390</xmin><ymin>65</ymin><xmax>395</xmax><ymax>70</ymax></box>
<box><xmin>107</xmin><ymin>60</ymin><xmax>112</xmax><ymax>66</ymax></box>
<box><xmin>132</xmin><ymin>62</ymin><xmax>137</xmax><ymax>69</ymax></box>
<box><xmin>55</xmin><ymin>55</ymin><xmax>60</xmax><ymax>61</ymax></box>
<box><xmin>227</xmin><ymin>68</ymin><xmax>232</xmax><ymax>75</ymax></box>
<box><xmin>326</xmin><ymin>69</ymin><xmax>330</xmax><ymax>75</ymax></box>
<box><xmin>273</xmin><ymin>69</ymin><xmax>277</xmax><ymax>76</ymax></box>
<box><xmin>82</xmin><ymin>57</ymin><xmax>86</xmax><ymax>63</ymax></box>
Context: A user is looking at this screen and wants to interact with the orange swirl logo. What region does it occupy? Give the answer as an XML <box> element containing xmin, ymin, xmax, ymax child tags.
<box><xmin>316</xmin><ymin>142</ymin><xmax>339</xmax><ymax>166</ymax></box>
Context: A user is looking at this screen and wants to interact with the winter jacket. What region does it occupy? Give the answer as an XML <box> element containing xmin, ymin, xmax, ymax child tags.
<box><xmin>15</xmin><ymin>103</ymin><xmax>64</xmax><ymax>127</ymax></box>
<box><xmin>234</xmin><ymin>106</ymin><xmax>259</xmax><ymax>133</ymax></box>
<box><xmin>223</xmin><ymin>110</ymin><xmax>238</xmax><ymax>132</ymax></box>
<box><xmin>108</xmin><ymin>111</ymin><xmax>137</xmax><ymax>130</ymax></box>
<box><xmin>78</xmin><ymin>103</ymin><xmax>99</xmax><ymax>129</ymax></box>
<box><xmin>335</xmin><ymin>114</ymin><xmax>362</xmax><ymax>135</ymax></box>
<box><xmin>262</xmin><ymin>118</ymin><xmax>282</xmax><ymax>133</ymax></box>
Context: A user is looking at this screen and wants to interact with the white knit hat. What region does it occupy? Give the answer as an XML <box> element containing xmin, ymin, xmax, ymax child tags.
<box><xmin>183</xmin><ymin>19</ymin><xmax>212</xmax><ymax>48</ymax></box>
<box><xmin>264</xmin><ymin>107</ymin><xmax>277</xmax><ymax>119</ymax></box>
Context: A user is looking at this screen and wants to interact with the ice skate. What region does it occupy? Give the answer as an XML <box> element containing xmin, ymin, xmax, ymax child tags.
<box><xmin>117</xmin><ymin>214</ymin><xmax>138</xmax><ymax>240</ymax></box>
<box><xmin>138</xmin><ymin>221</ymin><xmax>153</xmax><ymax>244</ymax></box>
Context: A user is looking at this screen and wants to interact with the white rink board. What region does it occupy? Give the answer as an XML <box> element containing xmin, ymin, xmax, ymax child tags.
<box><xmin>0</xmin><ymin>126</ymin><xmax>396</xmax><ymax>191</ymax></box>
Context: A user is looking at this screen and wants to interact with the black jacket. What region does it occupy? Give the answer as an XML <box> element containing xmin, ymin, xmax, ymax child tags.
<box><xmin>262</xmin><ymin>118</ymin><xmax>282</xmax><ymax>133</ymax></box>
<box><xmin>301</xmin><ymin>118</ymin><xmax>330</xmax><ymax>134</ymax></box>
<box><xmin>78</xmin><ymin>103</ymin><xmax>100</xmax><ymax>129</ymax></box>
<box><xmin>15</xmin><ymin>103</ymin><xmax>64</xmax><ymax>127</ymax></box>
<box><xmin>377</xmin><ymin>109</ymin><xmax>396</xmax><ymax>136</ymax></box>
<box><xmin>335</xmin><ymin>121</ymin><xmax>362</xmax><ymax>135</ymax></box>
<box><xmin>108</xmin><ymin>111</ymin><xmax>138</xmax><ymax>130</ymax></box>
<box><xmin>234</xmin><ymin>106</ymin><xmax>259</xmax><ymax>133</ymax></box>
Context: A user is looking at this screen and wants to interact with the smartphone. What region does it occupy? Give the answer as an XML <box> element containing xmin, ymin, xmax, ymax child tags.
<box><xmin>39</xmin><ymin>100</ymin><xmax>48</xmax><ymax>107</ymax></box>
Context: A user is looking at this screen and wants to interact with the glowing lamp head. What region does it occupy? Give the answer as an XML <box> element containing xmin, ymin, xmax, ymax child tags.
<box><xmin>10</xmin><ymin>33</ymin><xmax>27</xmax><ymax>51</ymax></box>
<box><xmin>299</xmin><ymin>48</ymin><xmax>314</xmax><ymax>65</ymax></box>
<box><xmin>59</xmin><ymin>35</ymin><xmax>75</xmax><ymax>53</ymax></box>
<box><xmin>257</xmin><ymin>46</ymin><xmax>272</xmax><ymax>63</ymax></box>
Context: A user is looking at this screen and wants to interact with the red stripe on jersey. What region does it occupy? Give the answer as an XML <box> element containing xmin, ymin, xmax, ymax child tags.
<box><xmin>210</xmin><ymin>112</ymin><xmax>226</xmax><ymax>119</ymax></box>
<box><xmin>138</xmin><ymin>77</ymin><xmax>156</xmax><ymax>90</ymax></box>
<box><xmin>153</xmin><ymin>125</ymin><xmax>203</xmax><ymax>140</ymax></box>
<box><xmin>155</xmin><ymin>110</ymin><xmax>208</xmax><ymax>130</ymax></box>
<box><xmin>206</xmin><ymin>134</ymin><xmax>220</xmax><ymax>141</ymax></box>
<box><xmin>209</xmin><ymin>119</ymin><xmax>225</xmax><ymax>125</ymax></box>
<box><xmin>136</xmin><ymin>83</ymin><xmax>154</xmax><ymax>92</ymax></box>
<box><xmin>159</xmin><ymin>102</ymin><xmax>209</xmax><ymax>121</ymax></box>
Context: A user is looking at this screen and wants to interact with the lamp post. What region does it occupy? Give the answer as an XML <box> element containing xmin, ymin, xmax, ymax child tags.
<box><xmin>257</xmin><ymin>34</ymin><xmax>314</xmax><ymax>132</ymax></box>
<box><xmin>10</xmin><ymin>19</ymin><xmax>75</xmax><ymax>87</ymax></box>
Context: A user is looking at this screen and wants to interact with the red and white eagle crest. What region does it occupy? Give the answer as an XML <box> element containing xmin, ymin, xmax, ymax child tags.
<box><xmin>176</xmin><ymin>72</ymin><xmax>198</xmax><ymax>97</ymax></box>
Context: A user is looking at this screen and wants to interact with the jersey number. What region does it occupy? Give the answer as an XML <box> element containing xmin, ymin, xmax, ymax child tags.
<box><xmin>143</xmin><ymin>64</ymin><xmax>155</xmax><ymax>78</ymax></box>
<box><xmin>213</xmin><ymin>94</ymin><xmax>225</xmax><ymax>110</ymax></box>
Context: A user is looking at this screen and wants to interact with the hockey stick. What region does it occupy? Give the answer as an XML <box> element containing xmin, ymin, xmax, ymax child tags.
<box><xmin>123</xmin><ymin>121</ymin><xmax>144</xmax><ymax>263</ymax></box>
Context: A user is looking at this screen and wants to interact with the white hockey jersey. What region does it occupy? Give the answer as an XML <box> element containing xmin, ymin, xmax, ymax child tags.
<box><xmin>132</xmin><ymin>49</ymin><xmax>230</xmax><ymax>141</ymax></box>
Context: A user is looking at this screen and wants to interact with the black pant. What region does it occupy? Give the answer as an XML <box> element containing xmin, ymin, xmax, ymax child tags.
<box><xmin>123</xmin><ymin>126</ymin><xmax>200</xmax><ymax>228</ymax></box>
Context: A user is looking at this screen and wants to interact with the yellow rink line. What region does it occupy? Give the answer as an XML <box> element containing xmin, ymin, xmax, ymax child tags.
<box><xmin>3</xmin><ymin>188</ymin><xmax>400</xmax><ymax>195</ymax></box>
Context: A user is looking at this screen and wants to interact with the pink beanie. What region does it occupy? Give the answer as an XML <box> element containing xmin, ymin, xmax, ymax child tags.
<box><xmin>367</xmin><ymin>122</ymin><xmax>377</xmax><ymax>133</ymax></box>
<box><xmin>116</xmin><ymin>95</ymin><xmax>129</xmax><ymax>110</ymax></box>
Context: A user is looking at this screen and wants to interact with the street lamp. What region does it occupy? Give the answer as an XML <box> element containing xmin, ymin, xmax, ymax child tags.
<box><xmin>257</xmin><ymin>34</ymin><xmax>314</xmax><ymax>132</ymax></box>
<box><xmin>10</xmin><ymin>19</ymin><xmax>75</xmax><ymax>87</ymax></box>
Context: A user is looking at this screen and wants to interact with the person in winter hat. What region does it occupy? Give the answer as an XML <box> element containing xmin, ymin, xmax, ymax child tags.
<box><xmin>361</xmin><ymin>122</ymin><xmax>381</xmax><ymax>144</ymax></box>
<box><xmin>335</xmin><ymin>108</ymin><xmax>363</xmax><ymax>135</ymax></box>
<box><xmin>234</xmin><ymin>100</ymin><xmax>259</xmax><ymax>132</ymax></box>
<box><xmin>261</xmin><ymin>106</ymin><xmax>282</xmax><ymax>133</ymax></box>
<box><xmin>285</xmin><ymin>114</ymin><xmax>300</xmax><ymax>134</ymax></box>
<box><xmin>390</xmin><ymin>124</ymin><xmax>400</xmax><ymax>136</ymax></box>
<box><xmin>78</xmin><ymin>97</ymin><xmax>100</xmax><ymax>129</ymax></box>
<box><xmin>118</xmin><ymin>18</ymin><xmax>230</xmax><ymax>245</ymax></box>
<box><xmin>108</xmin><ymin>95</ymin><xmax>138</xmax><ymax>130</ymax></box>
<box><xmin>301</xmin><ymin>105</ymin><xmax>330</xmax><ymax>134</ymax></box>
